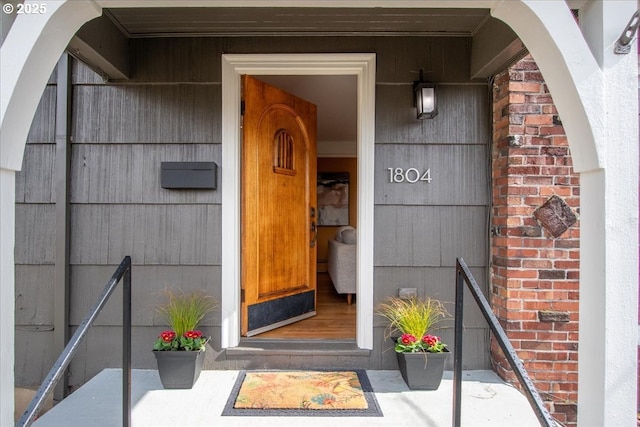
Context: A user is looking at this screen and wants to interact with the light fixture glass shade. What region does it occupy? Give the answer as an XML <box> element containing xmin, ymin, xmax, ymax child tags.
<box><xmin>414</xmin><ymin>82</ymin><xmax>438</xmax><ymax>119</ymax></box>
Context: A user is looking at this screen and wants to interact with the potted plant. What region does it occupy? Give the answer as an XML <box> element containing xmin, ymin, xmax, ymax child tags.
<box><xmin>377</xmin><ymin>295</ymin><xmax>450</xmax><ymax>390</ymax></box>
<box><xmin>152</xmin><ymin>289</ymin><xmax>217</xmax><ymax>389</ymax></box>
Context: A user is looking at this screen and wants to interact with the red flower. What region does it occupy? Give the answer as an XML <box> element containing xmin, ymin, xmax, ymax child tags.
<box><xmin>422</xmin><ymin>334</ymin><xmax>439</xmax><ymax>347</ymax></box>
<box><xmin>400</xmin><ymin>333</ymin><xmax>417</xmax><ymax>345</ymax></box>
<box><xmin>160</xmin><ymin>330</ymin><xmax>176</xmax><ymax>342</ymax></box>
<box><xmin>184</xmin><ymin>330</ymin><xmax>203</xmax><ymax>339</ymax></box>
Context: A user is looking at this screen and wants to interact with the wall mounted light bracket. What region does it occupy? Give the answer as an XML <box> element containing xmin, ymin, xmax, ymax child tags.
<box><xmin>615</xmin><ymin>9</ymin><xmax>640</xmax><ymax>54</ymax></box>
<box><xmin>413</xmin><ymin>69</ymin><xmax>438</xmax><ymax>119</ymax></box>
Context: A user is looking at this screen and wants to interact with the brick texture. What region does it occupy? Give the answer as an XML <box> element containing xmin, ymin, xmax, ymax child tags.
<box><xmin>491</xmin><ymin>55</ymin><xmax>580</xmax><ymax>426</ymax></box>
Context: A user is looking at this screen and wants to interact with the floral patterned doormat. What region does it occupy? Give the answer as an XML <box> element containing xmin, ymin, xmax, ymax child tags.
<box><xmin>221</xmin><ymin>370</ymin><xmax>383</xmax><ymax>417</ymax></box>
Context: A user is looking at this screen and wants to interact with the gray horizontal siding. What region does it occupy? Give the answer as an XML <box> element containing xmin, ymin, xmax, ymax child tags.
<box><xmin>27</xmin><ymin>322</ymin><xmax>489</xmax><ymax>388</ymax></box>
<box><xmin>375</xmin><ymin>144</ymin><xmax>489</xmax><ymax>205</ymax></box>
<box><xmin>15</xmin><ymin>144</ymin><xmax>56</xmax><ymax>203</ymax></box>
<box><xmin>15</xmin><ymin>265</ymin><xmax>55</xmax><ymax>325</ymax></box>
<box><xmin>14</xmin><ymin>204</ymin><xmax>56</xmax><ymax>265</ymax></box>
<box><xmin>67</xmin><ymin>326</ymin><xmax>124</xmax><ymax>387</ymax></box>
<box><xmin>70</xmin><ymin>143</ymin><xmax>221</xmax><ymax>204</ymax></box>
<box><xmin>439</xmin><ymin>327</ymin><xmax>490</xmax><ymax>370</ymax></box>
<box><xmin>26</xmin><ymin>85</ymin><xmax>56</xmax><ymax>143</ymax></box>
<box><xmin>374</xmin><ymin>205</ymin><xmax>488</xmax><ymax>267</ymax></box>
<box><xmin>375</xmin><ymin>84</ymin><xmax>489</xmax><ymax>144</ymax></box>
<box><xmin>69</xmin><ymin>265</ymin><xmax>221</xmax><ymax>326</ymax></box>
<box><xmin>374</xmin><ymin>36</ymin><xmax>473</xmax><ymax>83</ymax></box>
<box><xmin>374</xmin><ymin>266</ymin><xmax>488</xmax><ymax>327</ymax></box>
<box><xmin>129</xmin><ymin>37</ymin><xmax>222</xmax><ymax>83</ymax></box>
<box><xmin>373</xmin><ymin>325</ymin><xmax>489</xmax><ymax>370</ymax></box>
<box><xmin>15</xmin><ymin>35</ymin><xmax>494</xmax><ymax>387</ymax></box>
<box><xmin>14</xmin><ymin>67</ymin><xmax>58</xmax><ymax>388</ymax></box>
<box><xmin>72</xmin><ymin>58</ymin><xmax>105</xmax><ymax>85</ymax></box>
<box><xmin>65</xmin><ymin>325</ymin><xmax>213</xmax><ymax>386</ymax></box>
<box><xmin>114</xmin><ymin>36</ymin><xmax>474</xmax><ymax>84</ymax></box>
<box><xmin>14</xmin><ymin>329</ymin><xmax>56</xmax><ymax>386</ymax></box>
<box><xmin>47</xmin><ymin>66</ymin><xmax>57</xmax><ymax>84</ymax></box>
<box><xmin>73</xmin><ymin>85</ymin><xmax>221</xmax><ymax>143</ymax></box>
<box><xmin>69</xmin><ymin>204</ymin><xmax>221</xmax><ymax>265</ymax></box>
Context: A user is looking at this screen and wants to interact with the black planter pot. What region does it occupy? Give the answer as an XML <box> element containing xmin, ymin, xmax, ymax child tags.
<box><xmin>153</xmin><ymin>350</ymin><xmax>205</xmax><ymax>389</ymax></box>
<box><xmin>396</xmin><ymin>348</ymin><xmax>449</xmax><ymax>390</ymax></box>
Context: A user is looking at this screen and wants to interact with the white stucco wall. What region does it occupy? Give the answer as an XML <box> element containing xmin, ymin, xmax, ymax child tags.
<box><xmin>578</xmin><ymin>3</ymin><xmax>639</xmax><ymax>425</ymax></box>
<box><xmin>0</xmin><ymin>170</ymin><xmax>15</xmax><ymax>427</ymax></box>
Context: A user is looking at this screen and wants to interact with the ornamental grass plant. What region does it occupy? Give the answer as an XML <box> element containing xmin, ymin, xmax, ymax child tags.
<box><xmin>377</xmin><ymin>295</ymin><xmax>450</xmax><ymax>353</ymax></box>
<box><xmin>153</xmin><ymin>289</ymin><xmax>218</xmax><ymax>351</ymax></box>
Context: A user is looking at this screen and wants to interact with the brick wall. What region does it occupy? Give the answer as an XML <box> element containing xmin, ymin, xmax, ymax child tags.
<box><xmin>491</xmin><ymin>55</ymin><xmax>580</xmax><ymax>425</ymax></box>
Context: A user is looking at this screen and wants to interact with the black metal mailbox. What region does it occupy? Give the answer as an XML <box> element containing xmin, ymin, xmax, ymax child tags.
<box><xmin>160</xmin><ymin>162</ymin><xmax>217</xmax><ymax>189</ymax></box>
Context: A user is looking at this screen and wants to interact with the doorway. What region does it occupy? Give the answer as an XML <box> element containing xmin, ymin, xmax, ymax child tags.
<box><xmin>220</xmin><ymin>53</ymin><xmax>376</xmax><ymax>349</ymax></box>
<box><xmin>246</xmin><ymin>75</ymin><xmax>358</xmax><ymax>340</ymax></box>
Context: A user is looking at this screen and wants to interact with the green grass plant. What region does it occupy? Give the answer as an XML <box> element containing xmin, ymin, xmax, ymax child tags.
<box><xmin>377</xmin><ymin>296</ymin><xmax>449</xmax><ymax>339</ymax></box>
<box><xmin>157</xmin><ymin>289</ymin><xmax>218</xmax><ymax>336</ymax></box>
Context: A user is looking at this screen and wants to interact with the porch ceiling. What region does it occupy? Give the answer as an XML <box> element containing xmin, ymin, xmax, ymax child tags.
<box><xmin>68</xmin><ymin>5</ymin><xmax>524</xmax><ymax>107</ymax></box>
<box><xmin>104</xmin><ymin>7</ymin><xmax>491</xmax><ymax>37</ymax></box>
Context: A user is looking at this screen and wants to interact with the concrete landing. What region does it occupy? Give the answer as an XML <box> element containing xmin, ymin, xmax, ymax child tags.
<box><xmin>33</xmin><ymin>369</ymin><xmax>540</xmax><ymax>427</ymax></box>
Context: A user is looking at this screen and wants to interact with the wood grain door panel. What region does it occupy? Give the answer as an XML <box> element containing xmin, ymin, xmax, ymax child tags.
<box><xmin>241</xmin><ymin>75</ymin><xmax>317</xmax><ymax>336</ymax></box>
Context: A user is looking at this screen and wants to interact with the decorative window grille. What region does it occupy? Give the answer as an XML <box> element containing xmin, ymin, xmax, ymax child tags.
<box><xmin>273</xmin><ymin>129</ymin><xmax>296</xmax><ymax>176</ymax></box>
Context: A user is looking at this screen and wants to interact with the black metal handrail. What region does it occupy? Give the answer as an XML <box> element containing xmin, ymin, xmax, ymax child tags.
<box><xmin>453</xmin><ymin>257</ymin><xmax>558</xmax><ymax>427</ymax></box>
<box><xmin>17</xmin><ymin>256</ymin><xmax>132</xmax><ymax>427</ymax></box>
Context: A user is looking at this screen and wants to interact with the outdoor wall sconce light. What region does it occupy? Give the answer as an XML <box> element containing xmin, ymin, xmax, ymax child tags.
<box><xmin>414</xmin><ymin>70</ymin><xmax>438</xmax><ymax>119</ymax></box>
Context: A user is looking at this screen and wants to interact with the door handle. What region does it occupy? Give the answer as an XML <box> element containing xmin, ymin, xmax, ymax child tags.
<box><xmin>310</xmin><ymin>206</ymin><xmax>317</xmax><ymax>247</ymax></box>
<box><xmin>310</xmin><ymin>221</ymin><xmax>318</xmax><ymax>247</ymax></box>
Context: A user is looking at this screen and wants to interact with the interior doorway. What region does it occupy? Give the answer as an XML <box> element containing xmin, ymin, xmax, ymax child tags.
<box><xmin>258</xmin><ymin>273</ymin><xmax>356</xmax><ymax>339</ymax></box>
<box><xmin>220</xmin><ymin>53</ymin><xmax>376</xmax><ymax>350</ymax></box>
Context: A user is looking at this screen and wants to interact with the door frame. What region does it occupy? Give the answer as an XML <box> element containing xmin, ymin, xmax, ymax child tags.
<box><xmin>220</xmin><ymin>53</ymin><xmax>376</xmax><ymax>349</ymax></box>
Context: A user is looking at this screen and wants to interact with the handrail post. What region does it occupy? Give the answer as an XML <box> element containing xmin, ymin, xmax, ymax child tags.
<box><xmin>17</xmin><ymin>256</ymin><xmax>132</xmax><ymax>427</ymax></box>
<box><xmin>122</xmin><ymin>258</ymin><xmax>132</xmax><ymax>427</ymax></box>
<box><xmin>455</xmin><ymin>257</ymin><xmax>557</xmax><ymax>427</ymax></box>
<box><xmin>452</xmin><ymin>259</ymin><xmax>464</xmax><ymax>427</ymax></box>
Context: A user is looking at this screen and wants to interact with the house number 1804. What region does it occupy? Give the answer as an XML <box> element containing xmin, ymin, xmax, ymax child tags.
<box><xmin>387</xmin><ymin>167</ymin><xmax>433</xmax><ymax>183</ymax></box>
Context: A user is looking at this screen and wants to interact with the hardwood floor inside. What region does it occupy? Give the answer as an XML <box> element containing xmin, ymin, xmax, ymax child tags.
<box><xmin>257</xmin><ymin>273</ymin><xmax>356</xmax><ymax>339</ymax></box>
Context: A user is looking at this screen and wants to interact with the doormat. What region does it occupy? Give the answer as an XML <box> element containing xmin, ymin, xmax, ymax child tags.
<box><xmin>221</xmin><ymin>369</ymin><xmax>383</xmax><ymax>417</ymax></box>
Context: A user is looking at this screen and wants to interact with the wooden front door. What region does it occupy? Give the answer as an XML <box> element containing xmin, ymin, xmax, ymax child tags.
<box><xmin>241</xmin><ymin>75</ymin><xmax>318</xmax><ymax>337</ymax></box>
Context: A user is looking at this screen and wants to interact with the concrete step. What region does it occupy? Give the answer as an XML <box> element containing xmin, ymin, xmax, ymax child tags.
<box><xmin>33</xmin><ymin>369</ymin><xmax>541</xmax><ymax>427</ymax></box>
